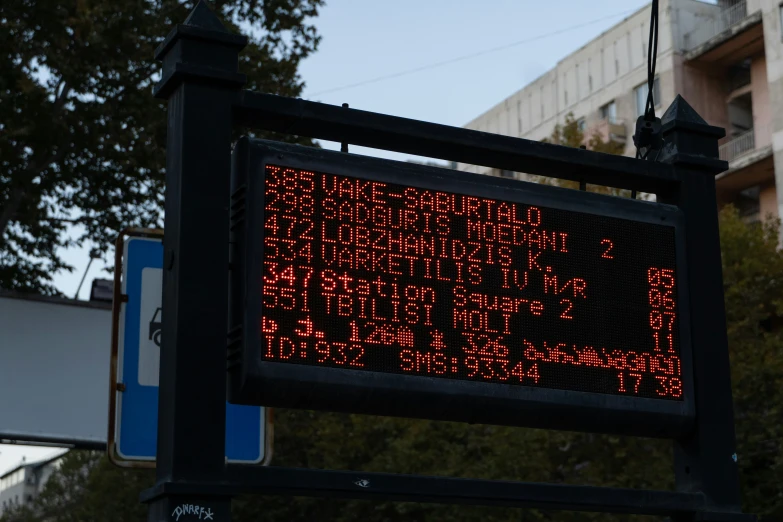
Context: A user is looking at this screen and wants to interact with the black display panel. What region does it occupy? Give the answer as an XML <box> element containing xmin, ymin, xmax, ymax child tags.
<box><xmin>254</xmin><ymin>164</ymin><xmax>684</xmax><ymax>401</ymax></box>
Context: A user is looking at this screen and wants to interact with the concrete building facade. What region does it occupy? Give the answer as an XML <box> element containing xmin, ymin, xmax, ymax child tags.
<box><xmin>460</xmin><ymin>0</ymin><xmax>783</xmax><ymax>223</ymax></box>
<box><xmin>0</xmin><ymin>454</ymin><xmax>65</xmax><ymax>516</ymax></box>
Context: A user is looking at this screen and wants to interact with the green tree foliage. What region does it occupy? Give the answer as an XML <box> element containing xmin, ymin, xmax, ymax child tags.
<box><xmin>0</xmin><ymin>451</ymin><xmax>152</xmax><ymax>522</ymax></box>
<box><xmin>719</xmin><ymin>207</ymin><xmax>783</xmax><ymax>518</ymax></box>
<box><xmin>542</xmin><ymin>112</ymin><xmax>625</xmax><ymax>155</ymax></box>
<box><xmin>7</xmin><ymin>208</ymin><xmax>781</xmax><ymax>522</ymax></box>
<box><xmin>0</xmin><ymin>0</ymin><xmax>323</xmax><ymax>294</ymax></box>
<box><xmin>538</xmin><ymin>112</ymin><xmax>629</xmax><ymax>196</ymax></box>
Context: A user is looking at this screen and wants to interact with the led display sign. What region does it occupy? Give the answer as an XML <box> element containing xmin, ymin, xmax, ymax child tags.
<box><xmin>228</xmin><ymin>142</ymin><xmax>692</xmax><ymax>432</ymax></box>
<box><xmin>251</xmin><ymin>163</ymin><xmax>683</xmax><ymax>400</ymax></box>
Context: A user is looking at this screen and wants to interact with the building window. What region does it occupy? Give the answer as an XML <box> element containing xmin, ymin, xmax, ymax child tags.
<box><xmin>588</xmin><ymin>58</ymin><xmax>593</xmax><ymax>93</ymax></box>
<box><xmin>575</xmin><ymin>64</ymin><xmax>580</xmax><ymax>101</ymax></box>
<box><xmin>528</xmin><ymin>92</ymin><xmax>532</xmax><ymax>124</ymax></box>
<box><xmin>600</xmin><ymin>101</ymin><xmax>617</xmax><ymax>124</ymax></box>
<box><xmin>517</xmin><ymin>100</ymin><xmax>522</xmax><ymax>134</ymax></box>
<box><xmin>736</xmin><ymin>185</ymin><xmax>761</xmax><ymax>220</ymax></box>
<box><xmin>641</xmin><ymin>23</ymin><xmax>646</xmax><ymax>59</ymax></box>
<box><xmin>577</xmin><ymin>118</ymin><xmax>587</xmax><ymax>133</ymax></box>
<box><xmin>635</xmin><ymin>77</ymin><xmax>661</xmax><ymax>116</ymax></box>
<box><xmin>780</xmin><ymin>3</ymin><xmax>783</xmax><ymax>41</ymax></box>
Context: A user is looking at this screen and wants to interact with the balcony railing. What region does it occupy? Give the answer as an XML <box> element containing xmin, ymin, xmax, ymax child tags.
<box><xmin>719</xmin><ymin>128</ymin><xmax>755</xmax><ymax>163</ymax></box>
<box><xmin>589</xmin><ymin>118</ymin><xmax>627</xmax><ymax>144</ymax></box>
<box><xmin>683</xmin><ymin>0</ymin><xmax>749</xmax><ymax>52</ymax></box>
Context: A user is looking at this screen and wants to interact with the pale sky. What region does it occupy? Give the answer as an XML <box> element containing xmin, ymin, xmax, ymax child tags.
<box><xmin>53</xmin><ymin>0</ymin><xmax>655</xmax><ymax>297</ymax></box>
<box><xmin>4</xmin><ymin>0</ymin><xmax>675</xmax><ymax>476</ymax></box>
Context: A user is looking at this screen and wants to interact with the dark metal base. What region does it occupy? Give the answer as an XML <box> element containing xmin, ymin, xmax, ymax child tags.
<box><xmin>141</xmin><ymin>465</ymin><xmax>749</xmax><ymax>520</ymax></box>
<box><xmin>144</xmin><ymin>3</ymin><xmax>753</xmax><ymax>522</ymax></box>
<box><xmin>145</xmin><ymin>493</ymin><xmax>231</xmax><ymax>522</ymax></box>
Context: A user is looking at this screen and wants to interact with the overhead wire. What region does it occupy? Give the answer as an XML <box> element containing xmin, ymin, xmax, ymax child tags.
<box><xmin>644</xmin><ymin>0</ymin><xmax>660</xmax><ymax>122</ymax></box>
<box><xmin>635</xmin><ymin>0</ymin><xmax>660</xmax><ymax>161</ymax></box>
<box><xmin>308</xmin><ymin>7</ymin><xmax>644</xmax><ymax>98</ymax></box>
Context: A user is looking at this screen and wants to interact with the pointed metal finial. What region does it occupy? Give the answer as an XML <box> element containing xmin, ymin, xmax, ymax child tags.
<box><xmin>183</xmin><ymin>0</ymin><xmax>228</xmax><ymax>33</ymax></box>
<box><xmin>656</xmin><ymin>94</ymin><xmax>726</xmax><ymax>172</ymax></box>
<box><xmin>661</xmin><ymin>95</ymin><xmax>709</xmax><ymax>128</ymax></box>
<box><xmin>152</xmin><ymin>0</ymin><xmax>247</xmax><ymax>99</ymax></box>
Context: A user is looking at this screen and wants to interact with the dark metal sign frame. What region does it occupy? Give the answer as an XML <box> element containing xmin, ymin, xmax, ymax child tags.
<box><xmin>108</xmin><ymin>227</ymin><xmax>165</xmax><ymax>469</ymax></box>
<box><xmin>228</xmin><ymin>139</ymin><xmax>695</xmax><ymax>438</ymax></box>
<box><xmin>140</xmin><ymin>2</ymin><xmax>755</xmax><ymax>521</ymax></box>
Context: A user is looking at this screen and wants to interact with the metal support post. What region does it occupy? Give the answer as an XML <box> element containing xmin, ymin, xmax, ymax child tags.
<box><xmin>143</xmin><ymin>2</ymin><xmax>246</xmax><ymax>520</ymax></box>
<box><xmin>656</xmin><ymin>95</ymin><xmax>746</xmax><ymax>520</ymax></box>
<box><xmin>140</xmin><ymin>2</ymin><xmax>755</xmax><ymax>514</ymax></box>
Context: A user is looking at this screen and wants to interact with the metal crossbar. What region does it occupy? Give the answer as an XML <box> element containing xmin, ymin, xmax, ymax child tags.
<box><xmin>235</xmin><ymin>91</ymin><xmax>678</xmax><ymax>194</ymax></box>
<box><xmin>141</xmin><ymin>466</ymin><xmax>713</xmax><ymax>517</ymax></box>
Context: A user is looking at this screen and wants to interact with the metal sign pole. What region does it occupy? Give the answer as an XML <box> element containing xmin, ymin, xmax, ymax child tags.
<box><xmin>139</xmin><ymin>3</ymin><xmax>755</xmax><ymax>520</ymax></box>
<box><xmin>654</xmin><ymin>98</ymin><xmax>744</xmax><ymax>518</ymax></box>
<box><xmin>144</xmin><ymin>3</ymin><xmax>246</xmax><ymax>520</ymax></box>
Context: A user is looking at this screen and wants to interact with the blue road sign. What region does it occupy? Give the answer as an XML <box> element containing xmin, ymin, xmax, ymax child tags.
<box><xmin>113</xmin><ymin>235</ymin><xmax>268</xmax><ymax>464</ymax></box>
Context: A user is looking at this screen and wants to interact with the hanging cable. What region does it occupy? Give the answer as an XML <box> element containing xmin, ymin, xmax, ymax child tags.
<box><xmin>644</xmin><ymin>0</ymin><xmax>659</xmax><ymax>123</ymax></box>
<box><xmin>633</xmin><ymin>0</ymin><xmax>663</xmax><ymax>161</ymax></box>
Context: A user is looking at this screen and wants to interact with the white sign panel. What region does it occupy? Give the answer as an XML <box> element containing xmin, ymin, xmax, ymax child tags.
<box><xmin>0</xmin><ymin>294</ymin><xmax>111</xmax><ymax>446</ymax></box>
<box><xmin>138</xmin><ymin>268</ymin><xmax>162</xmax><ymax>386</ymax></box>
